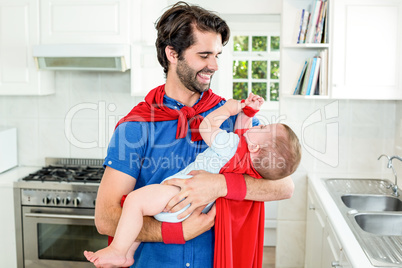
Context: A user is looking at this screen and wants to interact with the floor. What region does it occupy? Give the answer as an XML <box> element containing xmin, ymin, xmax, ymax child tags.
<box><xmin>262</xmin><ymin>246</ymin><xmax>275</xmax><ymax>268</ymax></box>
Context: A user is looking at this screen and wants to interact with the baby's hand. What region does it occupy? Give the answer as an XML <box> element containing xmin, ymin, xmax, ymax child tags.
<box><xmin>243</xmin><ymin>93</ymin><xmax>264</xmax><ymax>111</ymax></box>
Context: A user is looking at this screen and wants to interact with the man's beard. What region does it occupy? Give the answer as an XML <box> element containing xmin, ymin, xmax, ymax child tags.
<box><xmin>176</xmin><ymin>58</ymin><xmax>214</xmax><ymax>93</ymax></box>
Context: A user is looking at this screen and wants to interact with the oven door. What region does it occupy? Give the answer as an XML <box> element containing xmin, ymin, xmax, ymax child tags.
<box><xmin>22</xmin><ymin>206</ymin><xmax>108</xmax><ymax>268</ymax></box>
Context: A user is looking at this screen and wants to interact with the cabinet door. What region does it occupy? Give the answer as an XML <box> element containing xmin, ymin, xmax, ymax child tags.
<box><xmin>40</xmin><ymin>0</ymin><xmax>130</xmax><ymax>44</ymax></box>
<box><xmin>0</xmin><ymin>0</ymin><xmax>54</xmax><ymax>95</ymax></box>
<box><xmin>331</xmin><ymin>0</ymin><xmax>402</xmax><ymax>99</ymax></box>
<box><xmin>305</xmin><ymin>190</ymin><xmax>326</xmax><ymax>268</ymax></box>
<box><xmin>321</xmin><ymin>220</ymin><xmax>340</xmax><ymax>268</ymax></box>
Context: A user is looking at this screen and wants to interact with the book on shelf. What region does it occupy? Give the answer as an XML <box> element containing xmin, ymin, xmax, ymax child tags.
<box><xmin>294</xmin><ymin>0</ymin><xmax>328</xmax><ymax>44</ymax></box>
<box><xmin>293</xmin><ymin>60</ymin><xmax>309</xmax><ymax>95</ymax></box>
<box><xmin>318</xmin><ymin>49</ymin><xmax>328</xmax><ymax>95</ymax></box>
<box><xmin>299</xmin><ymin>58</ymin><xmax>313</xmax><ymax>95</ymax></box>
<box><xmin>298</xmin><ymin>9</ymin><xmax>310</xmax><ymax>43</ymax></box>
<box><xmin>293</xmin><ymin>49</ymin><xmax>328</xmax><ymax>96</ymax></box>
<box><xmin>307</xmin><ymin>56</ymin><xmax>321</xmax><ymax>95</ymax></box>
<box><xmin>314</xmin><ymin>1</ymin><xmax>328</xmax><ymax>43</ymax></box>
<box><xmin>295</xmin><ymin>9</ymin><xmax>304</xmax><ymax>43</ymax></box>
<box><xmin>305</xmin><ymin>0</ymin><xmax>322</xmax><ymax>43</ymax></box>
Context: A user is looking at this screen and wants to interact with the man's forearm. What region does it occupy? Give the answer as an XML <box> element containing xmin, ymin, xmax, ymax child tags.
<box><xmin>244</xmin><ymin>175</ymin><xmax>294</xmax><ymax>201</ymax></box>
<box><xmin>136</xmin><ymin>216</ymin><xmax>163</xmax><ymax>242</ymax></box>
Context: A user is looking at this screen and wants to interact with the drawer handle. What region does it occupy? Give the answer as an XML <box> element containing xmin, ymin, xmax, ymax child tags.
<box><xmin>331</xmin><ymin>261</ymin><xmax>341</xmax><ymax>267</ymax></box>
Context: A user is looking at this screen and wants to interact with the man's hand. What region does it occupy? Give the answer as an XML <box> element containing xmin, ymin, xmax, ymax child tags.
<box><xmin>182</xmin><ymin>204</ymin><xmax>216</xmax><ymax>241</ymax></box>
<box><xmin>162</xmin><ymin>170</ymin><xmax>226</xmax><ymax>219</ymax></box>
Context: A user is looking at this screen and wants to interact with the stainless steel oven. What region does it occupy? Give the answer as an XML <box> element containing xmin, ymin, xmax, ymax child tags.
<box><xmin>14</xmin><ymin>158</ymin><xmax>108</xmax><ymax>268</ymax></box>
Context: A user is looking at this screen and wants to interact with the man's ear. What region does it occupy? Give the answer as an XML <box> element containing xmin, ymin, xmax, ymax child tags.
<box><xmin>248</xmin><ymin>144</ymin><xmax>260</xmax><ymax>153</ymax></box>
<box><xmin>165</xmin><ymin>46</ymin><xmax>178</xmax><ymax>64</ymax></box>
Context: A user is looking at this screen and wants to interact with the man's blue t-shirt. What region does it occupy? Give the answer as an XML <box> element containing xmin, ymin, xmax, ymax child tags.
<box><xmin>104</xmin><ymin>93</ymin><xmax>258</xmax><ymax>268</ymax></box>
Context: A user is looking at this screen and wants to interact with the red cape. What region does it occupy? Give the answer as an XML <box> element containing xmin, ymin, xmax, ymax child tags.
<box><xmin>115</xmin><ymin>84</ymin><xmax>224</xmax><ymax>141</ymax></box>
<box><xmin>215</xmin><ymin>132</ymin><xmax>265</xmax><ymax>268</ymax></box>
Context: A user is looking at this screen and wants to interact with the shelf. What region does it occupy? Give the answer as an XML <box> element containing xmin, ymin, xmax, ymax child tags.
<box><xmin>283</xmin><ymin>43</ymin><xmax>330</xmax><ymax>49</ymax></box>
<box><xmin>281</xmin><ymin>94</ymin><xmax>330</xmax><ymax>99</ymax></box>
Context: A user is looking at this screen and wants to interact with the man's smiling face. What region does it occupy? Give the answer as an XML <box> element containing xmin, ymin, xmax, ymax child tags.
<box><xmin>176</xmin><ymin>27</ymin><xmax>222</xmax><ymax>93</ymax></box>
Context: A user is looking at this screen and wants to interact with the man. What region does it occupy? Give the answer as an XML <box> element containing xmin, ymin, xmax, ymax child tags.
<box><xmin>95</xmin><ymin>2</ymin><xmax>294</xmax><ymax>267</ymax></box>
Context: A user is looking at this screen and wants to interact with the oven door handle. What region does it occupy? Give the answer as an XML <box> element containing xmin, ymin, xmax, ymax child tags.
<box><xmin>25</xmin><ymin>212</ymin><xmax>95</xmax><ymax>220</ymax></box>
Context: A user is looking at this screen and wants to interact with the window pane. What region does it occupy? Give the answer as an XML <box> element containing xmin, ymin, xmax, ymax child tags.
<box><xmin>233</xmin><ymin>82</ymin><xmax>248</xmax><ymax>100</ymax></box>
<box><xmin>252</xmin><ymin>36</ymin><xmax>267</xmax><ymax>51</ymax></box>
<box><xmin>270</xmin><ymin>82</ymin><xmax>279</xmax><ymax>101</ymax></box>
<box><xmin>233</xmin><ymin>60</ymin><xmax>248</xmax><ymax>79</ymax></box>
<box><xmin>270</xmin><ymin>61</ymin><xmax>280</xmax><ymax>79</ymax></box>
<box><xmin>252</xmin><ymin>82</ymin><xmax>267</xmax><ymax>100</ymax></box>
<box><xmin>270</xmin><ymin>36</ymin><xmax>280</xmax><ymax>51</ymax></box>
<box><xmin>233</xmin><ymin>36</ymin><xmax>249</xmax><ymax>51</ymax></box>
<box><xmin>252</xmin><ymin>61</ymin><xmax>267</xmax><ymax>79</ymax></box>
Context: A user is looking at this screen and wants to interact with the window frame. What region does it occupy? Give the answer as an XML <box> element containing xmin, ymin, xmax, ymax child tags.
<box><xmin>231</xmin><ymin>31</ymin><xmax>280</xmax><ymax>110</ymax></box>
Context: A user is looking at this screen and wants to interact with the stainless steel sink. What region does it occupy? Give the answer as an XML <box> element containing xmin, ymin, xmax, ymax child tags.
<box><xmin>324</xmin><ymin>178</ymin><xmax>402</xmax><ymax>267</ymax></box>
<box><xmin>355</xmin><ymin>213</ymin><xmax>402</xmax><ymax>236</ymax></box>
<box><xmin>341</xmin><ymin>194</ymin><xmax>402</xmax><ymax>212</ymax></box>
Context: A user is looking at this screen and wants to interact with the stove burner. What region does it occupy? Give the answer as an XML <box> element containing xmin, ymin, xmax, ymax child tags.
<box><xmin>22</xmin><ymin>165</ymin><xmax>104</xmax><ymax>183</ymax></box>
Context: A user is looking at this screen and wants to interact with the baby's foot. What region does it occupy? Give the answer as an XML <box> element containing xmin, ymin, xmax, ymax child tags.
<box><xmin>83</xmin><ymin>246</ymin><xmax>134</xmax><ymax>268</ymax></box>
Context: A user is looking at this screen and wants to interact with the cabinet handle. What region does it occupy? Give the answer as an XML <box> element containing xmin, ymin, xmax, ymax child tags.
<box><xmin>309</xmin><ymin>204</ymin><xmax>315</xmax><ymax>210</ymax></box>
<box><xmin>331</xmin><ymin>261</ymin><xmax>341</xmax><ymax>267</ymax></box>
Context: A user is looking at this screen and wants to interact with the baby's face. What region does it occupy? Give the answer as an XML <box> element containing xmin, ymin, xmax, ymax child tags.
<box><xmin>244</xmin><ymin>123</ymin><xmax>285</xmax><ymax>147</ymax></box>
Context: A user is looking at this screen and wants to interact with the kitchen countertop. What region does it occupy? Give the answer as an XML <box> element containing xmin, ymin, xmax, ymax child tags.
<box><xmin>0</xmin><ymin>166</ymin><xmax>41</xmax><ymax>187</ymax></box>
<box><xmin>308</xmin><ymin>173</ymin><xmax>395</xmax><ymax>268</ymax></box>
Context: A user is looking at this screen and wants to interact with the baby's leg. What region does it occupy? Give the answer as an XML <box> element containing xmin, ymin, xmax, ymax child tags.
<box><xmin>84</xmin><ymin>184</ymin><xmax>180</xmax><ymax>267</ymax></box>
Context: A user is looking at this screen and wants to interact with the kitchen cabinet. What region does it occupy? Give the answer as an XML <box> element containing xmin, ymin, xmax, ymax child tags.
<box><xmin>331</xmin><ymin>0</ymin><xmax>402</xmax><ymax>100</ymax></box>
<box><xmin>305</xmin><ymin>183</ymin><xmax>352</xmax><ymax>268</ymax></box>
<box><xmin>321</xmin><ymin>220</ymin><xmax>352</xmax><ymax>268</ymax></box>
<box><xmin>0</xmin><ymin>0</ymin><xmax>54</xmax><ymax>95</ymax></box>
<box><xmin>281</xmin><ymin>0</ymin><xmax>402</xmax><ymax>100</ymax></box>
<box><xmin>39</xmin><ymin>0</ymin><xmax>131</xmax><ymax>44</ymax></box>
<box><xmin>305</xmin><ymin>186</ymin><xmax>325</xmax><ymax>268</ymax></box>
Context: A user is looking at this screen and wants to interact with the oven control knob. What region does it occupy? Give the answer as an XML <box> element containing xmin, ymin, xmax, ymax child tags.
<box><xmin>42</xmin><ymin>196</ymin><xmax>51</xmax><ymax>205</ymax></box>
<box><xmin>52</xmin><ymin>197</ymin><xmax>61</xmax><ymax>205</ymax></box>
<box><xmin>73</xmin><ymin>197</ymin><xmax>81</xmax><ymax>207</ymax></box>
<box><xmin>62</xmin><ymin>197</ymin><xmax>71</xmax><ymax>205</ymax></box>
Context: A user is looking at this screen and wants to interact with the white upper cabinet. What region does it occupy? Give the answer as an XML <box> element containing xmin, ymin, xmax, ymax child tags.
<box><xmin>0</xmin><ymin>0</ymin><xmax>54</xmax><ymax>95</ymax></box>
<box><xmin>39</xmin><ymin>0</ymin><xmax>130</xmax><ymax>44</ymax></box>
<box><xmin>331</xmin><ymin>0</ymin><xmax>402</xmax><ymax>100</ymax></box>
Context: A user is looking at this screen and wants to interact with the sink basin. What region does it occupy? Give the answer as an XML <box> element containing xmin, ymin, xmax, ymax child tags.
<box><xmin>325</xmin><ymin>178</ymin><xmax>402</xmax><ymax>267</ymax></box>
<box><xmin>341</xmin><ymin>194</ymin><xmax>402</xmax><ymax>211</ymax></box>
<box><xmin>355</xmin><ymin>213</ymin><xmax>402</xmax><ymax>236</ymax></box>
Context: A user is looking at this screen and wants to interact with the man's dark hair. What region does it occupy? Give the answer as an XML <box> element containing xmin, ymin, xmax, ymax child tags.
<box><xmin>155</xmin><ymin>1</ymin><xmax>230</xmax><ymax>74</ymax></box>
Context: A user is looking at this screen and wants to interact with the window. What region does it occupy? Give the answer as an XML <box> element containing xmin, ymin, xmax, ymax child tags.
<box><xmin>232</xmin><ymin>34</ymin><xmax>280</xmax><ymax>104</ymax></box>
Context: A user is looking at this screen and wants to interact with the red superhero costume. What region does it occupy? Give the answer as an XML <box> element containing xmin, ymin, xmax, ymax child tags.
<box><xmin>214</xmin><ymin>130</ymin><xmax>264</xmax><ymax>268</ymax></box>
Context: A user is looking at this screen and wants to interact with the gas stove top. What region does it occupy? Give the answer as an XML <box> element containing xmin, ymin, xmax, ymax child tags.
<box><xmin>21</xmin><ymin>158</ymin><xmax>104</xmax><ymax>184</ymax></box>
<box><xmin>14</xmin><ymin>158</ymin><xmax>105</xmax><ymax>208</ymax></box>
<box><xmin>22</xmin><ymin>165</ymin><xmax>104</xmax><ymax>183</ymax></box>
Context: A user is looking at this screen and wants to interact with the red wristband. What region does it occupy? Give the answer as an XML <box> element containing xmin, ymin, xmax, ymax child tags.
<box><xmin>241</xmin><ymin>99</ymin><xmax>259</xmax><ymax>117</ymax></box>
<box><xmin>224</xmin><ymin>173</ymin><xmax>247</xmax><ymax>200</ymax></box>
<box><xmin>162</xmin><ymin>222</ymin><xmax>185</xmax><ymax>244</ymax></box>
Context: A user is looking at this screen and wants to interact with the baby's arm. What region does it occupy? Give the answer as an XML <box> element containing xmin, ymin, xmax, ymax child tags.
<box><xmin>199</xmin><ymin>99</ymin><xmax>243</xmax><ymax>147</ymax></box>
<box><xmin>234</xmin><ymin>93</ymin><xmax>264</xmax><ymax>131</ymax></box>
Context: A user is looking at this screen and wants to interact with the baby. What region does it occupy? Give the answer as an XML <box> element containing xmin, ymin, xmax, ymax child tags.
<box><xmin>84</xmin><ymin>93</ymin><xmax>301</xmax><ymax>267</ymax></box>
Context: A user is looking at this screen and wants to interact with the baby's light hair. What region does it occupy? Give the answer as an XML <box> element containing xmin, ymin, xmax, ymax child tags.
<box><xmin>252</xmin><ymin>124</ymin><xmax>301</xmax><ymax>180</ymax></box>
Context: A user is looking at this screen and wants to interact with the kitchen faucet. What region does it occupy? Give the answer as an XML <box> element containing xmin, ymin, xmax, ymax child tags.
<box><xmin>378</xmin><ymin>154</ymin><xmax>401</xmax><ymax>197</ymax></box>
